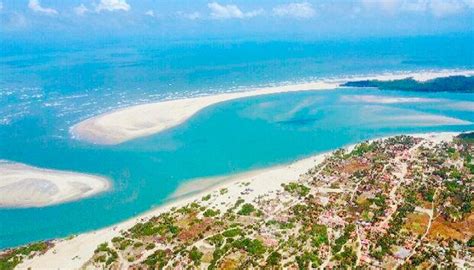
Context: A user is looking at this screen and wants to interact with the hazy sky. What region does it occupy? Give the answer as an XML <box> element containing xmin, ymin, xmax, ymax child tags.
<box><xmin>1</xmin><ymin>0</ymin><xmax>474</xmax><ymax>40</ymax></box>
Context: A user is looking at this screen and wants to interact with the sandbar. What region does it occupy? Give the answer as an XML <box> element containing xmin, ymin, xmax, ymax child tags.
<box><xmin>71</xmin><ymin>70</ymin><xmax>474</xmax><ymax>145</ymax></box>
<box><xmin>0</xmin><ymin>161</ymin><xmax>110</xmax><ymax>208</ymax></box>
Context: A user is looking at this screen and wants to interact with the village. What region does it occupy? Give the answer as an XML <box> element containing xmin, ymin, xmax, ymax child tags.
<box><xmin>2</xmin><ymin>133</ymin><xmax>473</xmax><ymax>269</ymax></box>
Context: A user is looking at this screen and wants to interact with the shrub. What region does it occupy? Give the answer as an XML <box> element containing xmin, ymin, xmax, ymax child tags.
<box><xmin>238</xmin><ymin>203</ymin><xmax>256</xmax><ymax>216</ymax></box>
<box><xmin>233</xmin><ymin>238</ymin><xmax>265</xmax><ymax>256</ymax></box>
<box><xmin>311</xmin><ymin>224</ymin><xmax>328</xmax><ymax>247</ymax></box>
<box><xmin>143</xmin><ymin>250</ymin><xmax>168</xmax><ymax>268</ymax></box>
<box><xmin>189</xmin><ymin>246</ymin><xmax>203</xmax><ymax>265</ymax></box>
<box><xmin>203</xmin><ymin>209</ymin><xmax>220</xmax><ymax>217</ymax></box>
<box><xmin>467</xmin><ymin>236</ymin><xmax>474</xmax><ymax>247</ymax></box>
<box><xmin>282</xmin><ymin>182</ymin><xmax>310</xmax><ymax>197</ymax></box>
<box><xmin>267</xmin><ymin>251</ymin><xmax>282</xmax><ymax>266</ymax></box>
<box><xmin>222</xmin><ymin>227</ymin><xmax>242</xmax><ymax>238</ymax></box>
<box><xmin>296</xmin><ymin>251</ymin><xmax>320</xmax><ymax>269</ymax></box>
<box><xmin>207</xmin><ymin>234</ymin><xmax>224</xmax><ymax>247</ymax></box>
<box><xmin>145</xmin><ymin>243</ymin><xmax>155</xmax><ymax>250</ymax></box>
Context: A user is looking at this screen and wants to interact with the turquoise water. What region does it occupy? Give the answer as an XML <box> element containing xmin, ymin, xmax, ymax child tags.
<box><xmin>0</xmin><ymin>35</ymin><xmax>473</xmax><ymax>249</ymax></box>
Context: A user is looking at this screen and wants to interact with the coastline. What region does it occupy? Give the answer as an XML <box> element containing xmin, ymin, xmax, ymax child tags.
<box><xmin>70</xmin><ymin>69</ymin><xmax>474</xmax><ymax>145</ymax></box>
<box><xmin>18</xmin><ymin>154</ymin><xmax>325</xmax><ymax>269</ymax></box>
<box><xmin>0</xmin><ymin>161</ymin><xmax>110</xmax><ymax>208</ymax></box>
<box><xmin>17</xmin><ymin>131</ymin><xmax>462</xmax><ymax>269</ymax></box>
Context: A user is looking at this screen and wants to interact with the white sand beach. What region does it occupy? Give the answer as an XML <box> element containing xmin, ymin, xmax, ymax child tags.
<box><xmin>0</xmin><ymin>161</ymin><xmax>110</xmax><ymax>208</ymax></box>
<box><xmin>169</xmin><ymin>166</ymin><xmax>282</xmax><ymax>200</ymax></box>
<box><xmin>18</xmin><ymin>154</ymin><xmax>325</xmax><ymax>269</ymax></box>
<box><xmin>70</xmin><ymin>69</ymin><xmax>474</xmax><ymax>145</ymax></box>
<box><xmin>17</xmin><ymin>131</ymin><xmax>460</xmax><ymax>269</ymax></box>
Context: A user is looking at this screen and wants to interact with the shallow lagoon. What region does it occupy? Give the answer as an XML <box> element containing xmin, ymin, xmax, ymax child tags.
<box><xmin>0</xmin><ymin>86</ymin><xmax>473</xmax><ymax>248</ymax></box>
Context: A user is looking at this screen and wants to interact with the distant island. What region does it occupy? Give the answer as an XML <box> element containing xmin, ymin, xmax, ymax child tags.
<box><xmin>4</xmin><ymin>132</ymin><xmax>473</xmax><ymax>269</ymax></box>
<box><xmin>457</xmin><ymin>132</ymin><xmax>474</xmax><ymax>142</ymax></box>
<box><xmin>342</xmin><ymin>75</ymin><xmax>474</xmax><ymax>92</ymax></box>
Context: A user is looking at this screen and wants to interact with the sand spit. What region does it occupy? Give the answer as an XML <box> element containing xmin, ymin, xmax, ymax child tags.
<box><xmin>0</xmin><ymin>161</ymin><xmax>110</xmax><ymax>208</ymax></box>
<box><xmin>71</xmin><ymin>70</ymin><xmax>474</xmax><ymax>145</ymax></box>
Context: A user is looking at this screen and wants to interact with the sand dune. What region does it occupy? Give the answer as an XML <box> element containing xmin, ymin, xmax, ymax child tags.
<box><xmin>0</xmin><ymin>161</ymin><xmax>110</xmax><ymax>208</ymax></box>
<box><xmin>71</xmin><ymin>70</ymin><xmax>474</xmax><ymax>145</ymax></box>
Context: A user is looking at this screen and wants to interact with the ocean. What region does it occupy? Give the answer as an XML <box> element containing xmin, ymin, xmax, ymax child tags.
<box><xmin>0</xmin><ymin>34</ymin><xmax>473</xmax><ymax>249</ymax></box>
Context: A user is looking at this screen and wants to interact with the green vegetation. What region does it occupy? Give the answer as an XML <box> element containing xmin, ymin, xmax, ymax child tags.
<box><xmin>372</xmin><ymin>203</ymin><xmax>415</xmax><ymax>259</ymax></box>
<box><xmin>349</xmin><ymin>141</ymin><xmax>375</xmax><ymax>157</ymax></box>
<box><xmin>268</xmin><ymin>220</ymin><xmax>295</xmax><ymax>230</ymax></box>
<box><xmin>222</xmin><ymin>227</ymin><xmax>242</xmax><ymax>238</ymax></box>
<box><xmin>282</xmin><ymin>182</ymin><xmax>311</xmax><ymax>197</ymax></box>
<box><xmin>456</xmin><ymin>133</ymin><xmax>474</xmax><ymax>174</ymax></box>
<box><xmin>342</xmin><ymin>75</ymin><xmax>474</xmax><ymax>92</ymax></box>
<box><xmin>129</xmin><ymin>215</ymin><xmax>179</xmax><ymax>238</ymax></box>
<box><xmin>440</xmin><ymin>174</ymin><xmax>472</xmax><ymax>221</ymax></box>
<box><xmin>457</xmin><ymin>132</ymin><xmax>474</xmax><ymax>143</ymax></box>
<box><xmin>332</xmin><ymin>224</ymin><xmax>355</xmax><ymax>254</ymax></box>
<box><xmin>333</xmin><ymin>246</ymin><xmax>357</xmax><ymax>267</ymax></box>
<box><xmin>94</xmin><ymin>242</ymin><xmax>118</xmax><ymax>266</ymax></box>
<box><xmin>232</xmin><ymin>238</ymin><xmax>266</xmax><ymax>256</ymax></box>
<box><xmin>0</xmin><ymin>242</ymin><xmax>49</xmax><ymax>270</ymax></box>
<box><xmin>237</xmin><ymin>203</ymin><xmax>256</xmax><ymax>215</ymax></box>
<box><xmin>207</xmin><ymin>234</ymin><xmax>224</xmax><ymax>247</ymax></box>
<box><xmin>74</xmin><ymin>135</ymin><xmax>472</xmax><ymax>269</ymax></box>
<box><xmin>467</xmin><ymin>236</ymin><xmax>474</xmax><ymax>247</ymax></box>
<box><xmin>266</xmin><ymin>251</ymin><xmax>282</xmax><ymax>266</ymax></box>
<box><xmin>203</xmin><ymin>208</ymin><xmax>220</xmax><ymax>217</ymax></box>
<box><xmin>296</xmin><ymin>251</ymin><xmax>320</xmax><ymax>269</ymax></box>
<box><xmin>310</xmin><ymin>224</ymin><xmax>328</xmax><ymax>247</ymax></box>
<box><xmin>419</xmin><ymin>185</ymin><xmax>435</xmax><ymax>202</ymax></box>
<box><xmin>188</xmin><ymin>246</ymin><xmax>203</xmax><ymax>266</ymax></box>
<box><xmin>117</xmin><ymin>239</ymin><xmax>132</xmax><ymax>250</ymax></box>
<box><xmin>143</xmin><ymin>249</ymin><xmax>169</xmax><ymax>268</ymax></box>
<box><xmin>145</xmin><ymin>243</ymin><xmax>155</xmax><ymax>250</ymax></box>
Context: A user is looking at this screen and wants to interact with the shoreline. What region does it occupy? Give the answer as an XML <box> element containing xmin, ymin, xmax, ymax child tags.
<box><xmin>16</xmin><ymin>131</ymin><xmax>463</xmax><ymax>269</ymax></box>
<box><xmin>0</xmin><ymin>161</ymin><xmax>110</xmax><ymax>208</ymax></box>
<box><xmin>70</xmin><ymin>69</ymin><xmax>474</xmax><ymax>145</ymax></box>
<box><xmin>18</xmin><ymin>154</ymin><xmax>326</xmax><ymax>269</ymax></box>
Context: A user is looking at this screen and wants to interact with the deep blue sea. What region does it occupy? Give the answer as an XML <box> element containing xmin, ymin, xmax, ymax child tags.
<box><xmin>0</xmin><ymin>34</ymin><xmax>473</xmax><ymax>249</ymax></box>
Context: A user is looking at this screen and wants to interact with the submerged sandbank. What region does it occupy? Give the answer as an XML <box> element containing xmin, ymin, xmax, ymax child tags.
<box><xmin>0</xmin><ymin>161</ymin><xmax>110</xmax><ymax>208</ymax></box>
<box><xmin>70</xmin><ymin>70</ymin><xmax>474</xmax><ymax>145</ymax></box>
<box><xmin>340</xmin><ymin>95</ymin><xmax>440</xmax><ymax>104</ymax></box>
